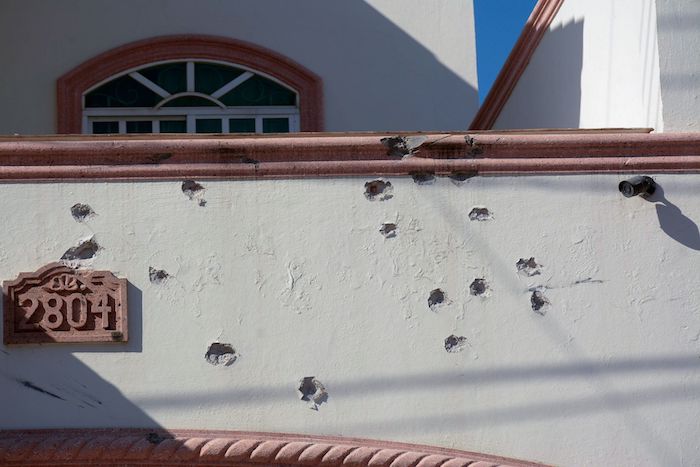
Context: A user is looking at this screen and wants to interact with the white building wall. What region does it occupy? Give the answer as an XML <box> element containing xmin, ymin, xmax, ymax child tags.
<box><xmin>655</xmin><ymin>0</ymin><xmax>700</xmax><ymax>131</ymax></box>
<box><xmin>2</xmin><ymin>175</ymin><xmax>700</xmax><ymax>466</ymax></box>
<box><xmin>0</xmin><ymin>0</ymin><xmax>478</xmax><ymax>134</ymax></box>
<box><xmin>495</xmin><ymin>0</ymin><xmax>663</xmax><ymax>131</ymax></box>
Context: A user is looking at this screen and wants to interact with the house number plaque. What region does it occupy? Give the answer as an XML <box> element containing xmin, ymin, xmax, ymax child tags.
<box><xmin>3</xmin><ymin>263</ymin><xmax>127</xmax><ymax>344</ymax></box>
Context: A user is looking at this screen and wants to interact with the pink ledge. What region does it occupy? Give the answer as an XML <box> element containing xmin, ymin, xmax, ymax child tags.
<box><xmin>0</xmin><ymin>429</ymin><xmax>549</xmax><ymax>466</ymax></box>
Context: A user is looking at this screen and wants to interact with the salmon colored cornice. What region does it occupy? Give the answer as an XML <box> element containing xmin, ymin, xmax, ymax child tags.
<box><xmin>56</xmin><ymin>35</ymin><xmax>324</xmax><ymax>133</ymax></box>
<box><xmin>0</xmin><ymin>429</ymin><xmax>547</xmax><ymax>466</ymax></box>
<box><xmin>469</xmin><ymin>0</ymin><xmax>565</xmax><ymax>130</ymax></box>
<box><xmin>0</xmin><ymin>131</ymin><xmax>699</xmax><ymax>180</ymax></box>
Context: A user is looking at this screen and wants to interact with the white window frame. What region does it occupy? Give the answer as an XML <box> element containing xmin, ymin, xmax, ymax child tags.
<box><xmin>82</xmin><ymin>59</ymin><xmax>300</xmax><ymax>134</ymax></box>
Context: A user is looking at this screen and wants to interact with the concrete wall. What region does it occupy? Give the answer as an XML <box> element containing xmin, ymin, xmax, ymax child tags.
<box><xmin>495</xmin><ymin>0</ymin><xmax>663</xmax><ymax>131</ymax></box>
<box><xmin>656</xmin><ymin>0</ymin><xmax>700</xmax><ymax>131</ymax></box>
<box><xmin>1</xmin><ymin>174</ymin><xmax>700</xmax><ymax>466</ymax></box>
<box><xmin>0</xmin><ymin>0</ymin><xmax>478</xmax><ymax>134</ymax></box>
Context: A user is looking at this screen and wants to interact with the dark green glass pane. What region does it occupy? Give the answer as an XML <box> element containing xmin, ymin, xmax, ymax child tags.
<box><xmin>85</xmin><ymin>75</ymin><xmax>160</xmax><ymax>107</ymax></box>
<box><xmin>220</xmin><ymin>75</ymin><xmax>296</xmax><ymax>106</ymax></box>
<box><xmin>195</xmin><ymin>62</ymin><xmax>244</xmax><ymax>95</ymax></box>
<box><xmin>162</xmin><ymin>96</ymin><xmax>218</xmax><ymax>107</ymax></box>
<box><xmin>196</xmin><ymin>119</ymin><xmax>222</xmax><ymax>133</ymax></box>
<box><xmin>139</xmin><ymin>63</ymin><xmax>187</xmax><ymax>94</ymax></box>
<box><xmin>262</xmin><ymin>118</ymin><xmax>289</xmax><ymax>133</ymax></box>
<box><xmin>126</xmin><ymin>121</ymin><xmax>153</xmax><ymax>133</ymax></box>
<box><xmin>92</xmin><ymin>121</ymin><xmax>119</xmax><ymax>134</ymax></box>
<box><xmin>229</xmin><ymin>118</ymin><xmax>256</xmax><ymax>133</ymax></box>
<box><xmin>160</xmin><ymin>120</ymin><xmax>187</xmax><ymax>133</ymax></box>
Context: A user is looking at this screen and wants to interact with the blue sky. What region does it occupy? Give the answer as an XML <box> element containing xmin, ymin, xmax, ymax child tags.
<box><xmin>474</xmin><ymin>0</ymin><xmax>538</xmax><ymax>102</ymax></box>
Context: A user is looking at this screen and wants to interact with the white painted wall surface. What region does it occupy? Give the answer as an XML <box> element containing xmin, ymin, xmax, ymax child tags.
<box><xmin>0</xmin><ymin>1</ymin><xmax>477</xmax><ymax>135</ymax></box>
<box><xmin>1</xmin><ymin>175</ymin><xmax>700</xmax><ymax>467</ymax></box>
<box><xmin>495</xmin><ymin>0</ymin><xmax>664</xmax><ymax>131</ymax></box>
<box><xmin>656</xmin><ymin>0</ymin><xmax>700</xmax><ymax>132</ymax></box>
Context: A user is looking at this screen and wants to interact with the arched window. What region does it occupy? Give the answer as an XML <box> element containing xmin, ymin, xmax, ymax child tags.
<box><xmin>84</xmin><ymin>60</ymin><xmax>299</xmax><ymax>134</ymax></box>
<box><xmin>57</xmin><ymin>35</ymin><xmax>323</xmax><ymax>134</ymax></box>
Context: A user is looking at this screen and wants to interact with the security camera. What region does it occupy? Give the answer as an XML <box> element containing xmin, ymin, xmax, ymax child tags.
<box><xmin>619</xmin><ymin>176</ymin><xmax>656</xmax><ymax>198</ymax></box>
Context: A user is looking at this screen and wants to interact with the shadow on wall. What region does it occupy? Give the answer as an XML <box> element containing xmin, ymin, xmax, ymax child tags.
<box><xmin>0</xmin><ymin>283</ymin><xmax>160</xmax><ymax>429</ymax></box>
<box><xmin>494</xmin><ymin>19</ymin><xmax>584</xmax><ymax>129</ymax></box>
<box><xmin>646</xmin><ymin>184</ymin><xmax>700</xmax><ymax>251</ymax></box>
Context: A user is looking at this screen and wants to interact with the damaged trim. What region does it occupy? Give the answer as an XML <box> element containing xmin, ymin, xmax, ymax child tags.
<box><xmin>1</xmin><ymin>132</ymin><xmax>700</xmax><ymax>180</ymax></box>
<box><xmin>0</xmin><ymin>429</ymin><xmax>546</xmax><ymax>466</ymax></box>
<box><xmin>469</xmin><ymin>0</ymin><xmax>565</xmax><ymax>130</ymax></box>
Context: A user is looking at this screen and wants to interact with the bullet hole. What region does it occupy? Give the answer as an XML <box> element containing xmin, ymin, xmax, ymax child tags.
<box><xmin>516</xmin><ymin>257</ymin><xmax>541</xmax><ymax>276</ymax></box>
<box><xmin>444</xmin><ymin>335</ymin><xmax>468</xmax><ymax>353</ymax></box>
<box><xmin>428</xmin><ymin>288</ymin><xmax>446</xmax><ymax>311</ymax></box>
<box><xmin>468</xmin><ymin>207</ymin><xmax>492</xmax><ymax>221</ymax></box>
<box><xmin>18</xmin><ymin>379</ymin><xmax>65</xmax><ymax>400</ymax></box>
<box><xmin>379</xmin><ymin>223</ymin><xmax>397</xmax><ymax>238</ymax></box>
<box><xmin>380</xmin><ymin>135</ymin><xmax>427</xmax><ymax>158</ymax></box>
<box><xmin>531</xmin><ymin>290</ymin><xmax>550</xmax><ymax>315</ymax></box>
<box><xmin>60</xmin><ymin>237</ymin><xmax>100</xmax><ymax>264</ymax></box>
<box><xmin>470</xmin><ymin>278</ymin><xmax>488</xmax><ymax>296</ymax></box>
<box><xmin>205</xmin><ymin>343</ymin><xmax>237</xmax><ymax>366</ymax></box>
<box><xmin>182</xmin><ymin>180</ymin><xmax>207</xmax><ymax>207</ymax></box>
<box><xmin>70</xmin><ymin>203</ymin><xmax>95</xmax><ymax>222</ymax></box>
<box><xmin>149</xmin><ymin>267</ymin><xmax>169</xmax><ymax>284</ymax></box>
<box><xmin>298</xmin><ymin>376</ymin><xmax>328</xmax><ymax>410</ymax></box>
<box><xmin>364</xmin><ymin>180</ymin><xmax>393</xmax><ymax>201</ymax></box>
<box><xmin>146</xmin><ymin>432</ymin><xmax>173</xmax><ymax>445</ymax></box>
<box><xmin>111</xmin><ymin>331</ymin><xmax>124</xmax><ymax>341</ymax></box>
<box><xmin>147</xmin><ymin>153</ymin><xmax>172</xmax><ymax>163</ymax></box>
<box><xmin>411</xmin><ymin>172</ymin><xmax>436</xmax><ymax>185</ymax></box>
<box><xmin>465</xmin><ymin>136</ymin><xmax>483</xmax><ymax>156</ymax></box>
<box><xmin>449</xmin><ymin>172</ymin><xmax>476</xmax><ymax>183</ymax></box>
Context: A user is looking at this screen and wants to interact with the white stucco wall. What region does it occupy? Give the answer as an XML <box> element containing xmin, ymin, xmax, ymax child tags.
<box><xmin>655</xmin><ymin>0</ymin><xmax>700</xmax><ymax>132</ymax></box>
<box><xmin>495</xmin><ymin>0</ymin><xmax>663</xmax><ymax>131</ymax></box>
<box><xmin>1</xmin><ymin>175</ymin><xmax>700</xmax><ymax>466</ymax></box>
<box><xmin>0</xmin><ymin>0</ymin><xmax>477</xmax><ymax>135</ymax></box>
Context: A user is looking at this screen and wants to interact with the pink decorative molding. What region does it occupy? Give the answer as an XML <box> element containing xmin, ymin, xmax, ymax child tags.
<box><xmin>0</xmin><ymin>429</ymin><xmax>548</xmax><ymax>466</ymax></box>
<box><xmin>0</xmin><ymin>131</ymin><xmax>699</xmax><ymax>180</ymax></box>
<box><xmin>56</xmin><ymin>35</ymin><xmax>323</xmax><ymax>133</ymax></box>
<box><xmin>469</xmin><ymin>0</ymin><xmax>565</xmax><ymax>130</ymax></box>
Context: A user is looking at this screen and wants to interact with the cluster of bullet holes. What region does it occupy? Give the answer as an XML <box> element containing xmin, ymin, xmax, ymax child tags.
<box><xmin>364</xmin><ymin>180</ymin><xmax>393</xmax><ymax>201</ymax></box>
<box><xmin>70</xmin><ymin>203</ymin><xmax>95</xmax><ymax>222</ymax></box>
<box><xmin>530</xmin><ymin>289</ymin><xmax>550</xmax><ymax>315</ymax></box>
<box><xmin>444</xmin><ymin>335</ymin><xmax>468</xmax><ymax>353</ymax></box>
<box><xmin>379</xmin><ymin>223</ymin><xmax>397</xmax><ymax>238</ymax></box>
<box><xmin>516</xmin><ymin>257</ymin><xmax>542</xmax><ymax>277</ymax></box>
<box><xmin>380</xmin><ymin>135</ymin><xmax>427</xmax><ymax>158</ymax></box>
<box><xmin>428</xmin><ymin>288</ymin><xmax>446</xmax><ymax>311</ymax></box>
<box><xmin>297</xmin><ymin>376</ymin><xmax>328</xmax><ymax>410</ymax></box>
<box><xmin>468</xmin><ymin>207</ymin><xmax>492</xmax><ymax>221</ymax></box>
<box><xmin>469</xmin><ymin>278</ymin><xmax>488</xmax><ymax>296</ymax></box>
<box><xmin>411</xmin><ymin>172</ymin><xmax>435</xmax><ymax>185</ymax></box>
<box><xmin>182</xmin><ymin>180</ymin><xmax>207</xmax><ymax>207</ymax></box>
<box><xmin>205</xmin><ymin>342</ymin><xmax>237</xmax><ymax>366</ymax></box>
<box><xmin>149</xmin><ymin>267</ymin><xmax>169</xmax><ymax>285</ymax></box>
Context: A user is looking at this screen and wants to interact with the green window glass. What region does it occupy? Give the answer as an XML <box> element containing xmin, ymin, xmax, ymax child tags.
<box><xmin>220</xmin><ymin>75</ymin><xmax>296</xmax><ymax>106</ymax></box>
<box><xmin>92</xmin><ymin>121</ymin><xmax>119</xmax><ymax>134</ymax></box>
<box><xmin>229</xmin><ymin>118</ymin><xmax>256</xmax><ymax>133</ymax></box>
<box><xmin>196</xmin><ymin>119</ymin><xmax>222</xmax><ymax>133</ymax></box>
<box><xmin>139</xmin><ymin>63</ymin><xmax>187</xmax><ymax>94</ymax></box>
<box><xmin>85</xmin><ymin>75</ymin><xmax>160</xmax><ymax>108</ymax></box>
<box><xmin>195</xmin><ymin>63</ymin><xmax>245</xmax><ymax>95</ymax></box>
<box><xmin>262</xmin><ymin>118</ymin><xmax>289</xmax><ymax>133</ymax></box>
<box><xmin>126</xmin><ymin>121</ymin><xmax>153</xmax><ymax>133</ymax></box>
<box><xmin>160</xmin><ymin>120</ymin><xmax>187</xmax><ymax>133</ymax></box>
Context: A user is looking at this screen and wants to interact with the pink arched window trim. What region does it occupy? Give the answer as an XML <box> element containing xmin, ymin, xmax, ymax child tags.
<box><xmin>56</xmin><ymin>35</ymin><xmax>324</xmax><ymax>134</ymax></box>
